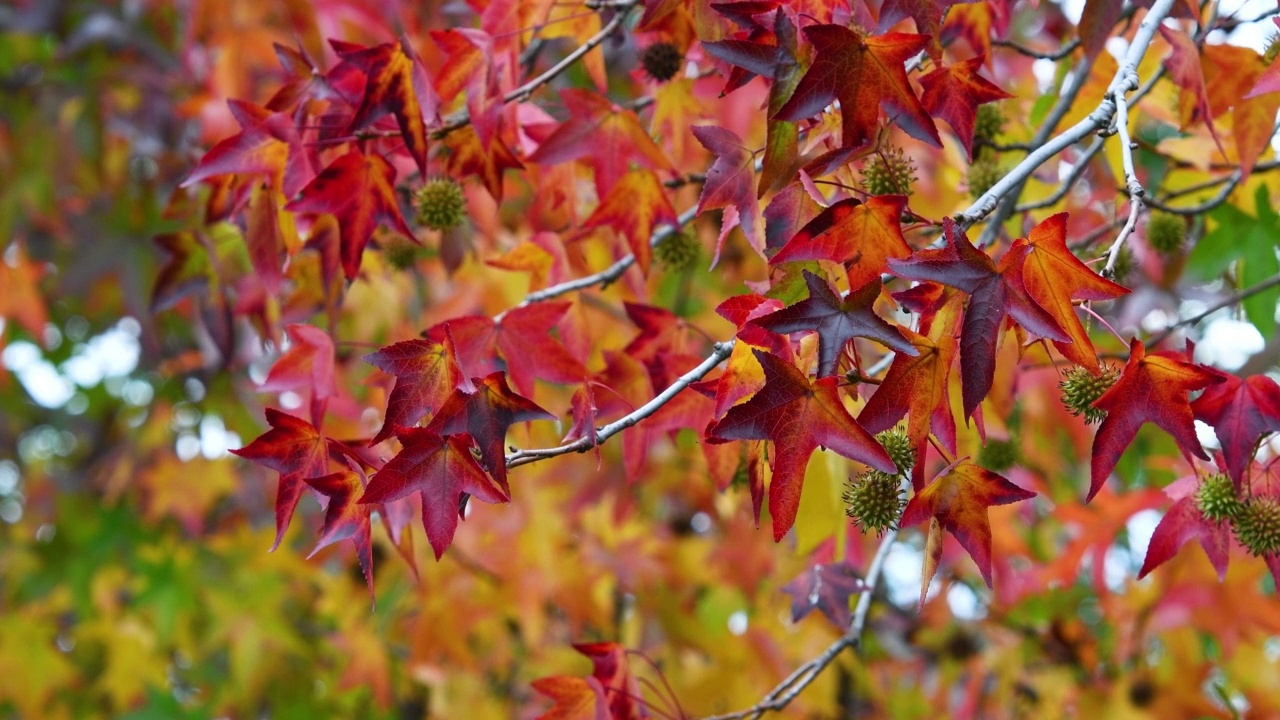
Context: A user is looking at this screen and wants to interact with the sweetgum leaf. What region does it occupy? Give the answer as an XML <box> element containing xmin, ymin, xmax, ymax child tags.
<box><xmin>773</xmin><ymin>25</ymin><xmax>941</xmax><ymax>149</ymax></box>
<box><xmin>258</xmin><ymin>323</ymin><xmax>337</xmax><ymax>405</ymax></box>
<box><xmin>180</xmin><ymin>100</ymin><xmax>314</xmax><ymax>197</ymax></box>
<box><xmin>305</xmin><ymin>470</ymin><xmax>376</xmax><ymax>602</ymax></box>
<box><xmin>426</xmin><ymin>372</ymin><xmax>556</xmax><ymax>493</ymax></box>
<box><xmin>571</xmin><ymin>642</ymin><xmax>648</xmax><ymax>720</ymax></box>
<box><xmin>692</xmin><ymin>125</ymin><xmax>764</xmax><ymax>260</ymax></box>
<box><xmin>1090</xmin><ymin>339</ymin><xmax>1226</xmax><ymax>500</ymax></box>
<box><xmin>359</xmin><ymin>427</ymin><xmax>507</xmax><ymax>559</ymax></box>
<box><xmin>333</xmin><ymin>37</ymin><xmax>436</xmax><ymax>177</ymax></box>
<box><xmin>781</xmin><ymin>562</ymin><xmax>865</xmax><ymax>629</ymax></box>
<box><xmin>1004</xmin><ymin>213</ymin><xmax>1129</xmax><ymax>373</ymax></box>
<box><xmin>364</xmin><ymin>333</ymin><xmax>465</xmax><ymax>445</ymax></box>
<box><xmin>751</xmin><ymin>270</ymin><xmax>916</xmax><ymax>377</ymax></box>
<box><xmin>770</xmin><ymin>195</ymin><xmax>912</xmax><ymax>290</ymax></box>
<box><xmin>582</xmin><ymin>168</ymin><xmax>677</xmax><ymax>276</ymax></box>
<box><xmin>706</xmin><ymin>349</ymin><xmax>895</xmax><ymax>540</ymax></box>
<box><xmin>879</xmin><ymin>0</ymin><xmax>977</xmax><ymax>58</ymax></box>
<box><xmin>1192</xmin><ymin>374</ymin><xmax>1280</xmax><ymax>486</ymax></box>
<box><xmin>918</xmin><ymin>55</ymin><xmax>1012</xmax><ymax>158</ymax></box>
<box><xmin>857</xmin><ymin>327</ymin><xmax>958</xmax><ymax>462</ymax></box>
<box><xmin>285</xmin><ymin>150</ymin><xmax>415</xmax><ymax>281</ymax></box>
<box><xmin>899</xmin><ymin>458</ymin><xmax>1036</xmax><ymax>587</ymax></box>
<box><xmin>889</xmin><ymin>217</ymin><xmax>1069</xmax><ymax>420</ymax></box>
<box><xmin>531</xmin><ymin>676</ymin><xmax>605</xmax><ymax>720</ymax></box>
<box><xmin>232</xmin><ymin>409</ymin><xmax>333</xmax><ymax>550</ymax></box>
<box><xmin>1159</xmin><ymin>26</ymin><xmax>1225</xmax><ymax>156</ymax></box>
<box><xmin>1138</xmin><ymin>491</ymin><xmax>1230</xmax><ymax>582</ymax></box>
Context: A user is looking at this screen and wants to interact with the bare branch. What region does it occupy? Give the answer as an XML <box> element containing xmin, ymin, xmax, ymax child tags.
<box><xmin>1013</xmin><ymin>138</ymin><xmax>1105</xmax><ymax>212</ymax></box>
<box><xmin>1147</xmin><ymin>275</ymin><xmax>1280</xmax><ymax>346</ymax></box>
<box><xmin>992</xmin><ymin>36</ymin><xmax>1081</xmax><ymax>61</ymax></box>
<box><xmin>1102</xmin><ymin>80</ymin><xmax>1145</xmax><ymax>277</ymax></box>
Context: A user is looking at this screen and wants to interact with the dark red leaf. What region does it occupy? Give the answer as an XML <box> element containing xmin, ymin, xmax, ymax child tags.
<box><xmin>1191</xmin><ymin>373</ymin><xmax>1280</xmax><ymax>486</ymax></box>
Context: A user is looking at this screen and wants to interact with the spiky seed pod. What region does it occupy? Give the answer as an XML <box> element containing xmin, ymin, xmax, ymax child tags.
<box><xmin>1107</xmin><ymin>244</ymin><xmax>1135</xmax><ymax>283</ymax></box>
<box><xmin>654</xmin><ymin>228</ymin><xmax>699</xmax><ymax>270</ymax></box>
<box><xmin>973</xmin><ymin>103</ymin><xmax>1006</xmax><ymax>145</ymax></box>
<box><xmin>844</xmin><ymin>471</ymin><xmax>905</xmax><ymax>535</ymax></box>
<box><xmin>979</xmin><ymin>438</ymin><xmax>1019</xmax><ymax>473</ymax></box>
<box><xmin>861</xmin><ymin>146</ymin><xmax>916</xmax><ymax>196</ymax></box>
<box><xmin>1265</xmin><ymin>33</ymin><xmax>1280</xmax><ymax>66</ymax></box>
<box><xmin>1146</xmin><ymin>211</ymin><xmax>1186</xmax><ymax>256</ymax></box>
<box><xmin>1234</xmin><ymin>496</ymin><xmax>1280</xmax><ymax>556</ymax></box>
<box><xmin>967</xmin><ymin>154</ymin><xmax>1003</xmax><ymax>200</ymax></box>
<box><xmin>415</xmin><ymin>177</ymin><xmax>467</xmax><ymax>231</ymax></box>
<box><xmin>640</xmin><ymin>42</ymin><xmax>683</xmax><ymax>83</ymax></box>
<box><xmin>875</xmin><ymin>428</ymin><xmax>916</xmax><ymax>475</ymax></box>
<box><xmin>1059</xmin><ymin>362</ymin><xmax>1121</xmax><ymax>424</ymax></box>
<box><xmin>383</xmin><ymin>237</ymin><xmax>424</xmax><ymax>270</ymax></box>
<box><xmin>1195</xmin><ymin>473</ymin><xmax>1243</xmax><ymax>523</ymax></box>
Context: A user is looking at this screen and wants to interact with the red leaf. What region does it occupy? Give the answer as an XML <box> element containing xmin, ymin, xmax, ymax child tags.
<box><xmin>181</xmin><ymin>100</ymin><xmax>314</xmax><ymax>197</ymax></box>
<box><xmin>773</xmin><ymin>25</ymin><xmax>941</xmax><ymax>149</ymax></box>
<box><xmin>1138</xmin><ymin>478</ymin><xmax>1230</xmax><ymax>581</ymax></box>
<box><xmin>531</xmin><ymin>676</ymin><xmax>606</xmax><ymax>720</ymax></box>
<box><xmin>781</xmin><ymin>562</ymin><xmax>865</xmax><ymax>628</ymax></box>
<box><xmin>751</xmin><ymin>270</ymin><xmax>916</xmax><ymax>377</ymax></box>
<box><xmin>364</xmin><ymin>333</ymin><xmax>466</xmax><ymax>445</ymax></box>
<box><xmin>334</xmin><ymin>37</ymin><xmax>437</xmax><ymax>178</ymax></box>
<box><xmin>232</xmin><ymin>409</ymin><xmax>333</xmax><ymax>550</ymax></box>
<box><xmin>770</xmin><ymin>195</ymin><xmax>912</xmax><ymax>291</ymax></box>
<box><xmin>858</xmin><ymin>326</ymin><xmax>958</xmax><ymax>464</ymax></box>
<box><xmin>1003</xmin><ymin>213</ymin><xmax>1129</xmax><ymax>373</ymax></box>
<box><xmin>1159</xmin><ymin>26</ymin><xmax>1225</xmax><ymax>157</ymax></box>
<box><xmin>918</xmin><ymin>55</ymin><xmax>1013</xmax><ymax>159</ymax></box>
<box><xmin>899</xmin><ymin>458</ymin><xmax>1036</xmax><ymax>587</ymax></box>
<box><xmin>889</xmin><ymin>217</ymin><xmax>1069</xmax><ymax>420</ymax></box>
<box><xmin>1192</xmin><ymin>373</ymin><xmax>1280</xmax><ymax>486</ymax></box>
<box><xmin>526</xmin><ymin>89</ymin><xmax>673</xmax><ymax>198</ymax></box>
<box><xmin>359</xmin><ymin>427</ymin><xmax>507</xmax><ymax>559</ymax></box>
<box><xmin>1090</xmin><ymin>339</ymin><xmax>1227</xmax><ymax>500</ymax></box>
<box><xmin>1077</xmin><ymin>0</ymin><xmax>1124</xmax><ymax>62</ymax></box>
<box><xmin>305</xmin><ymin>470</ymin><xmax>376</xmax><ymax>602</ymax></box>
<box><xmin>259</xmin><ymin>323</ymin><xmax>337</xmax><ymax>404</ymax></box>
<box><xmin>879</xmin><ymin>0</ymin><xmax>977</xmax><ymax>58</ymax></box>
<box><xmin>692</xmin><ymin>125</ymin><xmax>763</xmax><ymax>260</ymax></box>
<box><xmin>571</xmin><ymin>642</ymin><xmax>648</xmax><ymax>720</ymax></box>
<box><xmin>582</xmin><ymin>169</ymin><xmax>677</xmax><ymax>276</ymax></box>
<box><xmin>433</xmin><ymin>303</ymin><xmax>587</xmax><ymax>397</ymax></box>
<box><xmin>706</xmin><ymin>349</ymin><xmax>895</xmax><ymax>540</ymax></box>
<box><xmin>426</xmin><ymin>372</ymin><xmax>556</xmax><ymax>493</ymax></box>
<box><xmin>285</xmin><ymin>149</ymin><xmax>415</xmax><ymax>281</ymax></box>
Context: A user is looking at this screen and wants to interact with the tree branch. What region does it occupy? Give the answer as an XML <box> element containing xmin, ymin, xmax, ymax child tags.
<box><xmin>1102</xmin><ymin>79</ymin><xmax>1145</xmax><ymax>277</ymax></box>
<box><xmin>1147</xmin><ymin>275</ymin><xmax>1280</xmax><ymax>346</ymax></box>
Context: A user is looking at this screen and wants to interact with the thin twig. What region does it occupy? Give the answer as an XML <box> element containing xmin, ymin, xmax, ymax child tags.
<box><xmin>992</xmin><ymin>36</ymin><xmax>1081</xmax><ymax>61</ymax></box>
<box><xmin>1013</xmin><ymin>138</ymin><xmax>1105</xmax><ymax>212</ymax></box>
<box><xmin>1103</xmin><ymin>79</ymin><xmax>1145</xmax><ymax>277</ymax></box>
<box><xmin>1147</xmin><ymin>275</ymin><xmax>1280</xmax><ymax>346</ymax></box>
<box><xmin>702</xmin><ymin>526</ymin><xmax>901</xmax><ymax>720</ymax></box>
<box><xmin>504</xmin><ymin>341</ymin><xmax>736</xmax><ymax>468</ymax></box>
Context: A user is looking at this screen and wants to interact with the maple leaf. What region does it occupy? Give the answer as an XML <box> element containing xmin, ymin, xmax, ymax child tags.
<box><xmin>0</xmin><ymin>240</ymin><xmax>48</xmax><ymax>341</ymax></box>
<box><xmin>1199</xmin><ymin>43</ymin><xmax>1280</xmax><ymax>178</ymax></box>
<box><xmin>1003</xmin><ymin>213</ymin><xmax>1129</xmax><ymax>373</ymax></box>
<box><xmin>258</xmin><ymin>323</ymin><xmax>338</xmax><ymax>413</ymax></box>
<box><xmin>781</xmin><ymin>562</ymin><xmax>866</xmax><ymax>629</ymax></box>
<box><xmin>526</xmin><ymin>89</ymin><xmax>672</xmax><ymax>197</ymax></box>
<box><xmin>889</xmin><ymin>217</ymin><xmax>1070</xmax><ymax>420</ymax></box>
<box><xmin>285</xmin><ymin>149</ymin><xmax>415</xmax><ymax>281</ymax></box>
<box><xmin>359</xmin><ymin>427</ymin><xmax>507</xmax><ymax>559</ymax></box>
<box><xmin>181</xmin><ymin>100</ymin><xmax>314</xmax><ymax>197</ymax></box>
<box><xmin>334</xmin><ymin>37</ymin><xmax>436</xmax><ymax>177</ymax></box>
<box><xmin>571</xmin><ymin>642</ymin><xmax>648</xmax><ymax>720</ymax></box>
<box><xmin>305</xmin><ymin>470</ymin><xmax>376</xmax><ymax>601</ymax></box>
<box><xmin>1158</xmin><ymin>26</ymin><xmax>1225</xmax><ymax>157</ymax></box>
<box><xmin>441</xmin><ymin>125</ymin><xmax>522</xmax><ymax>202</ymax></box>
<box><xmin>1089</xmin><ymin>339</ymin><xmax>1226</xmax><ymax>501</ymax></box>
<box><xmin>899</xmin><ymin>458</ymin><xmax>1036</xmax><ymax>587</ymax></box>
<box><xmin>858</xmin><ymin>326</ymin><xmax>958</xmax><ymax>471</ymax></box>
<box><xmin>918</xmin><ymin>56</ymin><xmax>1012</xmax><ymax>159</ymax></box>
<box><xmin>1138</xmin><ymin>475</ymin><xmax>1230</xmax><ymax>582</ymax></box>
<box><xmin>751</xmin><ymin>270</ymin><xmax>916</xmax><ymax>377</ymax></box>
<box><xmin>232</xmin><ymin>408</ymin><xmax>333</xmax><ymax>551</ymax></box>
<box><xmin>426</xmin><ymin>371</ymin><xmax>556</xmax><ymax>493</ymax></box>
<box><xmin>706</xmin><ymin>349</ymin><xmax>895</xmax><ymax>541</ymax></box>
<box><xmin>773</xmin><ymin>25</ymin><xmax>941</xmax><ymax>150</ymax></box>
<box><xmin>1192</xmin><ymin>374</ymin><xmax>1280</xmax><ymax>486</ymax></box>
<box><xmin>364</xmin><ymin>333</ymin><xmax>465</xmax><ymax>445</ymax></box>
<box><xmin>581</xmin><ymin>169</ymin><xmax>677</xmax><ymax>276</ymax></box>
<box><xmin>1077</xmin><ymin>0</ymin><xmax>1123</xmax><ymax>61</ymax></box>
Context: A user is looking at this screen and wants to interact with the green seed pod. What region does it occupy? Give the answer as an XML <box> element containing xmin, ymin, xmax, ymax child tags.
<box><xmin>1195</xmin><ymin>473</ymin><xmax>1242</xmax><ymax>523</ymax></box>
<box><xmin>967</xmin><ymin>154</ymin><xmax>1003</xmax><ymax>200</ymax></box>
<box><xmin>415</xmin><ymin>177</ymin><xmax>467</xmax><ymax>231</ymax></box>
<box><xmin>383</xmin><ymin>237</ymin><xmax>424</xmax><ymax>270</ymax></box>
<box><xmin>844</xmin><ymin>471</ymin><xmax>905</xmax><ymax>535</ymax></box>
<box><xmin>973</xmin><ymin>103</ymin><xmax>1006</xmax><ymax>145</ymax></box>
<box><xmin>978</xmin><ymin>438</ymin><xmax>1019</xmax><ymax>473</ymax></box>
<box><xmin>1059</xmin><ymin>363</ymin><xmax>1121</xmax><ymax>425</ymax></box>
<box><xmin>1146</xmin><ymin>211</ymin><xmax>1186</xmax><ymax>256</ymax></box>
<box><xmin>861</xmin><ymin>146</ymin><xmax>916</xmax><ymax>197</ymax></box>
<box><xmin>654</xmin><ymin>228</ymin><xmax>699</xmax><ymax>270</ymax></box>
<box><xmin>1234</xmin><ymin>496</ymin><xmax>1280</xmax><ymax>556</ymax></box>
<box><xmin>875</xmin><ymin>428</ymin><xmax>916</xmax><ymax>475</ymax></box>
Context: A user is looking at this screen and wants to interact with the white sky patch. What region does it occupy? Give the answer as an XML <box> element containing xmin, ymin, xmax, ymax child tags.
<box><xmin>1196</xmin><ymin>319</ymin><xmax>1265</xmax><ymax>371</ymax></box>
<box><xmin>1127</xmin><ymin>509</ymin><xmax>1163</xmax><ymax>561</ymax></box>
<box><xmin>727</xmin><ymin>610</ymin><xmax>749</xmax><ymax>636</ymax></box>
<box><xmin>883</xmin><ymin>542</ymin><xmax>931</xmax><ymax>608</ymax></box>
<box><xmin>947</xmin><ymin>583</ymin><xmax>987</xmax><ymax>620</ymax></box>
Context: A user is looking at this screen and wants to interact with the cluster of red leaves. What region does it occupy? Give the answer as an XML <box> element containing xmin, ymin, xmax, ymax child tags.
<box><xmin>166</xmin><ymin>0</ymin><xmax>1280</xmax><ymax>711</ymax></box>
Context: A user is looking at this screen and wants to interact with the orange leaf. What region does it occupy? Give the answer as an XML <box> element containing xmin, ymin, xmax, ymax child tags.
<box><xmin>770</xmin><ymin>195</ymin><xmax>912</xmax><ymax>290</ymax></box>
<box><xmin>582</xmin><ymin>169</ymin><xmax>677</xmax><ymax>276</ymax></box>
<box><xmin>335</xmin><ymin>37</ymin><xmax>437</xmax><ymax>177</ymax></box>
